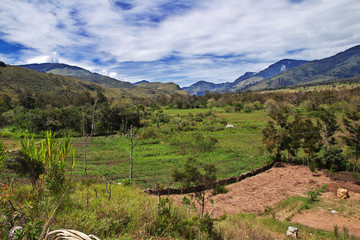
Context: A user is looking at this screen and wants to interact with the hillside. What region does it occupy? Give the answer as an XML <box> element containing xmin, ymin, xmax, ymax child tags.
<box><xmin>182</xmin><ymin>81</ymin><xmax>232</xmax><ymax>96</ymax></box>
<box><xmin>19</xmin><ymin>63</ymin><xmax>187</xmax><ymax>97</ymax></box>
<box><xmin>248</xmin><ymin>45</ymin><xmax>360</xmax><ymax>90</ymax></box>
<box><xmin>19</xmin><ymin>63</ymin><xmax>135</xmax><ymax>89</ymax></box>
<box><xmin>135</xmin><ymin>81</ymin><xmax>188</xmax><ymax>95</ymax></box>
<box><xmin>0</xmin><ymin>64</ymin><xmax>104</xmax><ymax>100</ymax></box>
<box><xmin>0</xmin><ymin>65</ymin><xmax>188</xmax><ymax>103</ymax></box>
<box><xmin>183</xmin><ymin>59</ymin><xmax>308</xmax><ymax>95</ymax></box>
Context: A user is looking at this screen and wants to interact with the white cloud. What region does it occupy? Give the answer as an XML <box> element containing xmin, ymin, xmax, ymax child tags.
<box><xmin>0</xmin><ymin>0</ymin><xmax>359</xmax><ymax>86</ymax></box>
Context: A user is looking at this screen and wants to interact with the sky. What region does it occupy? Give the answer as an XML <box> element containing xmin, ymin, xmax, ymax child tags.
<box><xmin>0</xmin><ymin>0</ymin><xmax>359</xmax><ymax>87</ymax></box>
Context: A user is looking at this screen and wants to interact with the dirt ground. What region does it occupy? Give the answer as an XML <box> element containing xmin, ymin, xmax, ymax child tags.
<box><xmin>169</xmin><ymin>163</ymin><xmax>360</xmax><ymax>237</ymax></box>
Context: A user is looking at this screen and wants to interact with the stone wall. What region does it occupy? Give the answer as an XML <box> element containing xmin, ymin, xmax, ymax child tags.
<box><xmin>143</xmin><ymin>161</ymin><xmax>276</xmax><ymax>195</ymax></box>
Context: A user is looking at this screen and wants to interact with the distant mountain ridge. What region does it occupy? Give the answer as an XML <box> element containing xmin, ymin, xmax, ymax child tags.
<box><xmin>19</xmin><ymin>63</ymin><xmax>135</xmax><ymax>89</ymax></box>
<box><xmin>19</xmin><ymin>63</ymin><xmax>188</xmax><ymax>96</ymax></box>
<box><xmin>183</xmin><ymin>59</ymin><xmax>309</xmax><ymax>95</ymax></box>
<box><xmin>247</xmin><ymin>45</ymin><xmax>360</xmax><ymax>90</ymax></box>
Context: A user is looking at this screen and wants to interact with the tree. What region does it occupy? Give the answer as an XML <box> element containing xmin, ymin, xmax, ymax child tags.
<box><xmin>342</xmin><ymin>110</ymin><xmax>360</xmax><ymax>172</ymax></box>
<box><xmin>301</xmin><ymin>119</ymin><xmax>322</xmax><ymax>166</ymax></box>
<box><xmin>151</xmin><ymin>110</ymin><xmax>169</xmax><ymax>129</ymax></box>
<box><xmin>18</xmin><ymin>90</ymin><xmax>36</xmax><ymax>109</ymax></box>
<box><xmin>317</xmin><ymin>107</ymin><xmax>340</xmax><ymax>149</ymax></box>
<box><xmin>262</xmin><ymin>103</ymin><xmax>292</xmax><ymax>161</ymax></box>
<box><xmin>172</xmin><ymin>158</ymin><xmax>227</xmax><ymax>219</ymax></box>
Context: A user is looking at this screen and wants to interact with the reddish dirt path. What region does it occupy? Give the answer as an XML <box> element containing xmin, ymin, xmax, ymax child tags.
<box><xmin>169</xmin><ymin>163</ymin><xmax>360</xmax><ymax>237</ymax></box>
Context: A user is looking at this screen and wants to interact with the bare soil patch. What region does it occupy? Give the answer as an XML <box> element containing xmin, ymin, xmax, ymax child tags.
<box><xmin>169</xmin><ymin>163</ymin><xmax>360</xmax><ymax>237</ymax></box>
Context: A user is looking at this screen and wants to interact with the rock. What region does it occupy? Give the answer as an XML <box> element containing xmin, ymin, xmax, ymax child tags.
<box><xmin>8</xmin><ymin>226</ymin><xmax>23</xmax><ymax>240</ymax></box>
<box><xmin>286</xmin><ymin>226</ymin><xmax>298</xmax><ymax>238</ymax></box>
<box><xmin>331</xmin><ymin>210</ymin><xmax>337</xmax><ymax>214</ymax></box>
<box><xmin>337</xmin><ymin>188</ymin><xmax>350</xmax><ymax>199</ymax></box>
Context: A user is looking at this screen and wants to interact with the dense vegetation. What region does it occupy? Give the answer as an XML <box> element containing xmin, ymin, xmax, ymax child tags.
<box><xmin>2</xmin><ymin>79</ymin><xmax>360</xmax><ymax>239</ymax></box>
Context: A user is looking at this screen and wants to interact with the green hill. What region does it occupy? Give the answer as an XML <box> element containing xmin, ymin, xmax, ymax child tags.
<box><xmin>0</xmin><ymin>65</ymin><xmax>188</xmax><ymax>103</ymax></box>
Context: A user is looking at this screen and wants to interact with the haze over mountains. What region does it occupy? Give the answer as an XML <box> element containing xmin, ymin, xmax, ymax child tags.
<box><xmin>13</xmin><ymin>44</ymin><xmax>360</xmax><ymax>97</ymax></box>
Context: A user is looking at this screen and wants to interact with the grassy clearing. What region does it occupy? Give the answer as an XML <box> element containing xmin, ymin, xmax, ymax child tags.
<box><xmin>68</xmin><ymin>109</ymin><xmax>271</xmax><ymax>188</ymax></box>
<box><xmin>0</xmin><ymin>108</ymin><xmax>271</xmax><ymax>188</ymax></box>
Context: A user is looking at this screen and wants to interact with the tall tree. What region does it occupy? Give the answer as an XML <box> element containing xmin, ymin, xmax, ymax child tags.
<box><xmin>317</xmin><ymin>107</ymin><xmax>340</xmax><ymax>149</ymax></box>
<box><xmin>342</xmin><ymin>110</ymin><xmax>360</xmax><ymax>171</ymax></box>
<box><xmin>263</xmin><ymin>102</ymin><xmax>291</xmax><ymax>161</ymax></box>
<box><xmin>301</xmin><ymin>119</ymin><xmax>322</xmax><ymax>166</ymax></box>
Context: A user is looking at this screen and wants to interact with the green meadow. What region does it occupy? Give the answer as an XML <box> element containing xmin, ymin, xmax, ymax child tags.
<box><xmin>71</xmin><ymin>108</ymin><xmax>271</xmax><ymax>188</ymax></box>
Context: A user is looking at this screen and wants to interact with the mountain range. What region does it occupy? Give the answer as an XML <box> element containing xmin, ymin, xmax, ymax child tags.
<box><xmin>5</xmin><ymin>44</ymin><xmax>360</xmax><ymax>98</ymax></box>
<box><xmin>183</xmin><ymin>44</ymin><xmax>360</xmax><ymax>95</ymax></box>
<box><xmin>0</xmin><ymin>64</ymin><xmax>187</xmax><ymax>103</ymax></box>
<box><xmin>17</xmin><ymin>63</ymin><xmax>188</xmax><ymax>98</ymax></box>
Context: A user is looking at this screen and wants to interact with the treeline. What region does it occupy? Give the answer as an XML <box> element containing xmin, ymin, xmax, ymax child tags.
<box><xmin>1</xmin><ymin>85</ymin><xmax>360</xmax><ymax>137</ymax></box>
<box><xmin>262</xmin><ymin>100</ymin><xmax>360</xmax><ymax>172</ymax></box>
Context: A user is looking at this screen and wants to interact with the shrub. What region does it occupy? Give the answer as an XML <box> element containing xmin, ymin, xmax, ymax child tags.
<box><xmin>322</xmin><ymin>148</ymin><xmax>347</xmax><ymax>171</ymax></box>
<box><xmin>307</xmin><ymin>184</ymin><xmax>327</xmax><ymax>202</ymax></box>
<box><xmin>138</xmin><ymin>127</ymin><xmax>160</xmax><ymax>140</ymax></box>
<box><xmin>224</xmin><ymin>105</ymin><xmax>234</xmax><ymax>113</ymax></box>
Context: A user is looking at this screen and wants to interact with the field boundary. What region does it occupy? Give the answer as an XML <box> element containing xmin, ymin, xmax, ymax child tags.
<box><xmin>144</xmin><ymin>161</ymin><xmax>276</xmax><ymax>195</ymax></box>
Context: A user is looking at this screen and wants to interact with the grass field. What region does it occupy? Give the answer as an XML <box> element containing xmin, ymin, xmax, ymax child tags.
<box><xmin>69</xmin><ymin>108</ymin><xmax>271</xmax><ymax>188</ymax></box>
<box><xmin>0</xmin><ymin>108</ymin><xmax>271</xmax><ymax>188</ymax></box>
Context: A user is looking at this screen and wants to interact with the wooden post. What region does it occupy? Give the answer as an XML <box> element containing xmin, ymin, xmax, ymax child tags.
<box><xmin>82</xmin><ymin>114</ymin><xmax>87</xmax><ymax>175</ymax></box>
<box><xmin>108</xmin><ymin>180</ymin><xmax>111</xmax><ymax>201</ymax></box>
<box><xmin>129</xmin><ymin>124</ymin><xmax>134</xmax><ymax>179</ymax></box>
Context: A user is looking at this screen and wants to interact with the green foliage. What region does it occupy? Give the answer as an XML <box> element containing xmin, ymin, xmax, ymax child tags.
<box><xmin>307</xmin><ymin>184</ymin><xmax>327</xmax><ymax>202</ymax></box>
<box><xmin>18</xmin><ymin>131</ymin><xmax>75</xmax><ymax>192</ymax></box>
<box><xmin>342</xmin><ymin>110</ymin><xmax>360</xmax><ymax>171</ymax></box>
<box><xmin>322</xmin><ymin>148</ymin><xmax>346</xmax><ymax>171</ymax></box>
<box><xmin>214</xmin><ymin>184</ymin><xmax>229</xmax><ymax>195</ymax></box>
<box><xmin>122</xmin><ymin>178</ymin><xmax>135</xmax><ymax>187</ymax></box>
<box><xmin>0</xmin><ymin>140</ymin><xmax>7</xmax><ymax>170</ymax></box>
<box><xmin>19</xmin><ymin>136</ymin><xmax>46</xmax><ymax>187</ymax></box>
<box><xmin>44</xmin><ymin>131</ymin><xmax>75</xmax><ymax>193</ymax></box>
<box><xmin>316</xmin><ymin>107</ymin><xmax>340</xmax><ymax>147</ymax></box>
<box><xmin>14</xmin><ymin>220</ymin><xmax>43</xmax><ymax>240</ymax></box>
<box><xmin>147</xmin><ymin>197</ymin><xmax>198</xmax><ymax>238</ymax></box>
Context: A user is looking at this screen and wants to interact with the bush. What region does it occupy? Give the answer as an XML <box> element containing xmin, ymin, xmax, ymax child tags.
<box><xmin>138</xmin><ymin>127</ymin><xmax>160</xmax><ymax>140</ymax></box>
<box><xmin>322</xmin><ymin>148</ymin><xmax>346</xmax><ymax>171</ymax></box>
<box><xmin>224</xmin><ymin>105</ymin><xmax>234</xmax><ymax>113</ymax></box>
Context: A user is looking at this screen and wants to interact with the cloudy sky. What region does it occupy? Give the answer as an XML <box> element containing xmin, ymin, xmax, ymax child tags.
<box><xmin>0</xmin><ymin>0</ymin><xmax>359</xmax><ymax>87</ymax></box>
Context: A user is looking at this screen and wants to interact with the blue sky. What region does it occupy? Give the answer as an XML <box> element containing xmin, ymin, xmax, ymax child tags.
<box><xmin>0</xmin><ymin>0</ymin><xmax>359</xmax><ymax>87</ymax></box>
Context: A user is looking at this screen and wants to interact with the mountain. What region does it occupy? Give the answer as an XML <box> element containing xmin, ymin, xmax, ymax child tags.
<box><xmin>19</xmin><ymin>63</ymin><xmax>135</xmax><ymax>89</ymax></box>
<box><xmin>182</xmin><ymin>81</ymin><xmax>232</xmax><ymax>96</ymax></box>
<box><xmin>135</xmin><ymin>81</ymin><xmax>188</xmax><ymax>95</ymax></box>
<box><xmin>0</xmin><ymin>64</ymin><xmax>104</xmax><ymax>101</ymax></box>
<box><xmin>0</xmin><ymin>65</ymin><xmax>188</xmax><ymax>103</ymax></box>
<box><xmin>19</xmin><ymin>63</ymin><xmax>187</xmax><ymax>96</ymax></box>
<box><xmin>183</xmin><ymin>59</ymin><xmax>308</xmax><ymax>95</ymax></box>
<box><xmin>248</xmin><ymin>45</ymin><xmax>360</xmax><ymax>90</ymax></box>
<box><xmin>134</xmin><ymin>80</ymin><xmax>150</xmax><ymax>84</ymax></box>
